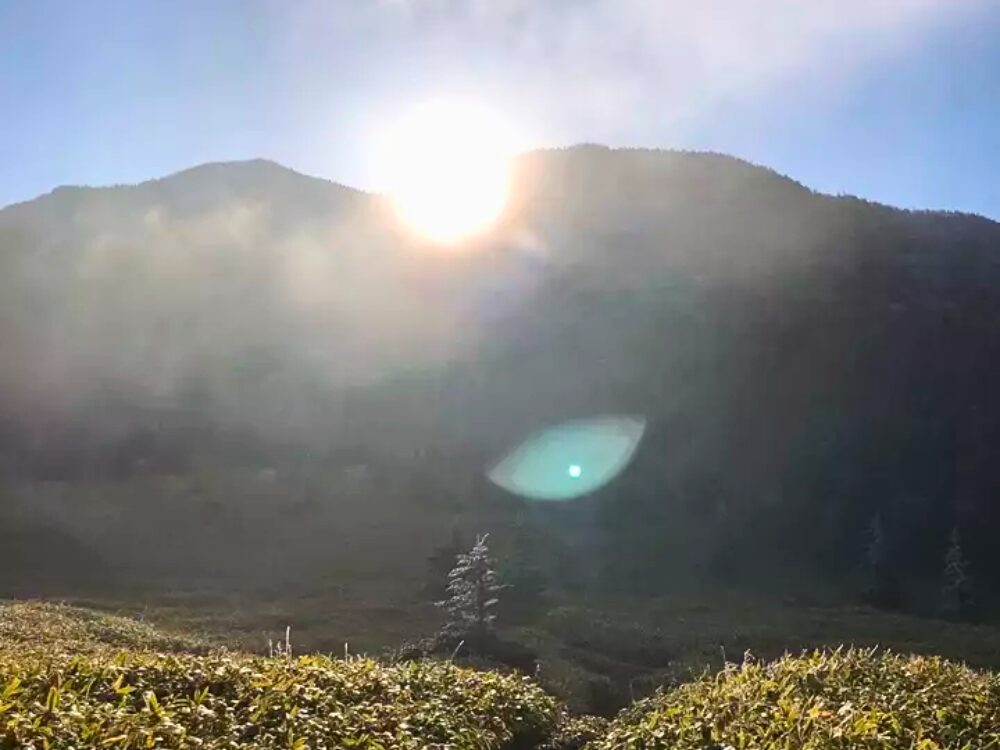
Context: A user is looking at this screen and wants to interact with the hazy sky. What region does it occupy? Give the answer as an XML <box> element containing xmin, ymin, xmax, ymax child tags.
<box><xmin>2</xmin><ymin>0</ymin><xmax>999</xmax><ymax>218</ymax></box>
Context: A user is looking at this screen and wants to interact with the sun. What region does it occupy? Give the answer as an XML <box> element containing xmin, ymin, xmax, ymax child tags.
<box><xmin>382</xmin><ymin>101</ymin><xmax>515</xmax><ymax>245</ymax></box>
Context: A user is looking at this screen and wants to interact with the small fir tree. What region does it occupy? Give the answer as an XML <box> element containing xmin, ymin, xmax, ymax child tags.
<box><xmin>436</xmin><ymin>533</ymin><xmax>504</xmax><ymax>648</ymax></box>
<box><xmin>942</xmin><ymin>527</ymin><xmax>974</xmax><ymax>620</ymax></box>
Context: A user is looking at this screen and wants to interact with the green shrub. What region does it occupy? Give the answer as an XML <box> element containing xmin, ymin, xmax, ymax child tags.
<box><xmin>0</xmin><ymin>601</ymin><xmax>211</xmax><ymax>654</ymax></box>
<box><xmin>542</xmin><ymin>712</ymin><xmax>609</xmax><ymax>750</ymax></box>
<box><xmin>0</xmin><ymin>602</ymin><xmax>559</xmax><ymax>749</ymax></box>
<box><xmin>593</xmin><ymin>648</ymin><xmax>1000</xmax><ymax>749</ymax></box>
<box><xmin>0</xmin><ymin>651</ymin><xmax>558</xmax><ymax>749</ymax></box>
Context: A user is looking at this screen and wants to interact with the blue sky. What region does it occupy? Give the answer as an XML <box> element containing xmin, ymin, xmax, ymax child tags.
<box><xmin>2</xmin><ymin>0</ymin><xmax>998</xmax><ymax>218</ymax></box>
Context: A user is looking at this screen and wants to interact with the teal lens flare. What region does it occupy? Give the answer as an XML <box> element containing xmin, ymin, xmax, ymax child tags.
<box><xmin>487</xmin><ymin>415</ymin><xmax>646</xmax><ymax>500</ymax></box>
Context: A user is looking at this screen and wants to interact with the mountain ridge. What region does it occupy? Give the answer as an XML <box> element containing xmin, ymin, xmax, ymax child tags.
<box><xmin>5</xmin><ymin>146</ymin><xmax>995</xmax><ymax>225</ymax></box>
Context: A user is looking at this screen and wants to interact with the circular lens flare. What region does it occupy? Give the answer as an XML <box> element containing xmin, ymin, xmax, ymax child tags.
<box><xmin>488</xmin><ymin>415</ymin><xmax>647</xmax><ymax>501</ymax></box>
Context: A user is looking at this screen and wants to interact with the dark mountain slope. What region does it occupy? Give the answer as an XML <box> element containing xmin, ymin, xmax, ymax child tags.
<box><xmin>2</xmin><ymin>146</ymin><xmax>1000</xmax><ymax>596</ymax></box>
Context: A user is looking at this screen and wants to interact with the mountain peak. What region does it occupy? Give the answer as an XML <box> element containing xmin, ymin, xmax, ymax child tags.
<box><xmin>150</xmin><ymin>158</ymin><xmax>362</xmax><ymax>197</ymax></box>
<box><xmin>1</xmin><ymin>159</ymin><xmax>363</xmax><ymax>216</ymax></box>
<box><xmin>162</xmin><ymin>158</ymin><xmax>312</xmax><ymax>182</ymax></box>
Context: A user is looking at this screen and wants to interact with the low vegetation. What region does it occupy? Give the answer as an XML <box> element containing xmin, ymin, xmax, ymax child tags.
<box><xmin>594</xmin><ymin>648</ymin><xmax>1000</xmax><ymax>749</ymax></box>
<box><xmin>0</xmin><ymin>603</ymin><xmax>557</xmax><ymax>750</ymax></box>
<box><xmin>0</xmin><ymin>601</ymin><xmax>211</xmax><ymax>655</ymax></box>
<box><xmin>5</xmin><ymin>602</ymin><xmax>1000</xmax><ymax>749</ymax></box>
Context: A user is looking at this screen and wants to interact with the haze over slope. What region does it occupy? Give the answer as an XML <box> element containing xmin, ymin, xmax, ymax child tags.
<box><xmin>2</xmin><ymin>146</ymin><xmax>1000</xmax><ymax>593</ymax></box>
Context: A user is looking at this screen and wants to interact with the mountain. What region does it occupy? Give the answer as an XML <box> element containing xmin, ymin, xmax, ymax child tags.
<box><xmin>2</xmin><ymin>146</ymin><xmax>1000</xmax><ymax>597</ymax></box>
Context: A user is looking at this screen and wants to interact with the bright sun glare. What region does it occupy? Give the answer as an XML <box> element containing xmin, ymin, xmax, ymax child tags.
<box><xmin>383</xmin><ymin>101</ymin><xmax>515</xmax><ymax>245</ymax></box>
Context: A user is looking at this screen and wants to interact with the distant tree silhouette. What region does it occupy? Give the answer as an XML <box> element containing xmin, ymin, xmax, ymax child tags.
<box><xmin>941</xmin><ymin>527</ymin><xmax>975</xmax><ymax>620</ymax></box>
<box><xmin>863</xmin><ymin>515</ymin><xmax>903</xmax><ymax>610</ymax></box>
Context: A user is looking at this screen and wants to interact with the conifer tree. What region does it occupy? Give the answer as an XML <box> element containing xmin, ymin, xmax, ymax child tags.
<box><xmin>436</xmin><ymin>533</ymin><xmax>504</xmax><ymax>647</ymax></box>
<box><xmin>942</xmin><ymin>527</ymin><xmax>974</xmax><ymax>620</ymax></box>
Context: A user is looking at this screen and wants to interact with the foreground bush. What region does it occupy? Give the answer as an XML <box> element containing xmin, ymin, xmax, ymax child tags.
<box><xmin>0</xmin><ymin>602</ymin><xmax>557</xmax><ymax>749</ymax></box>
<box><xmin>593</xmin><ymin>648</ymin><xmax>1000</xmax><ymax>749</ymax></box>
<box><xmin>0</xmin><ymin>650</ymin><xmax>557</xmax><ymax>749</ymax></box>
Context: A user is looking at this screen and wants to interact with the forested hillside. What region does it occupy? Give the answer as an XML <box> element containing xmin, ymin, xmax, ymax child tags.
<box><xmin>2</xmin><ymin>146</ymin><xmax>1000</xmax><ymax>605</ymax></box>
